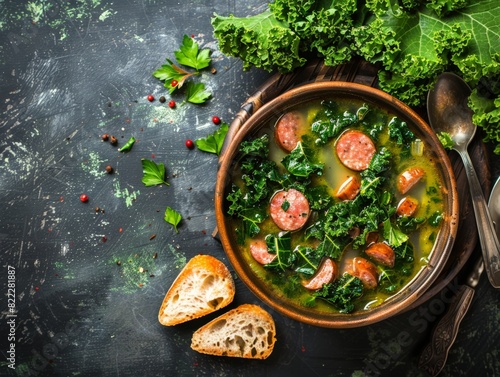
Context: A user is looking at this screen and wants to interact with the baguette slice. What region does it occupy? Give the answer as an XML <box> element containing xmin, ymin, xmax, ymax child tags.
<box><xmin>158</xmin><ymin>254</ymin><xmax>235</xmax><ymax>326</ymax></box>
<box><xmin>191</xmin><ymin>304</ymin><xmax>276</xmax><ymax>359</ymax></box>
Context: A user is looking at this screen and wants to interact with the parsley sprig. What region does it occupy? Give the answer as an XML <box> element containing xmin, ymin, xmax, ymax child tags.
<box><xmin>195</xmin><ymin>122</ymin><xmax>229</xmax><ymax>155</ymax></box>
<box><xmin>153</xmin><ymin>35</ymin><xmax>212</xmax><ymax>103</ymax></box>
<box><xmin>141</xmin><ymin>159</ymin><xmax>169</xmax><ymax>186</ymax></box>
<box><xmin>164</xmin><ymin>207</ymin><xmax>182</xmax><ymax>233</ymax></box>
<box><xmin>141</xmin><ymin>159</ymin><xmax>183</xmax><ymax>233</ymax></box>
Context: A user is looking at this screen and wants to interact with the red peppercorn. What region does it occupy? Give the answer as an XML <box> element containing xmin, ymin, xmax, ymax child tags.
<box><xmin>80</xmin><ymin>194</ymin><xmax>89</xmax><ymax>203</ymax></box>
<box><xmin>171</xmin><ymin>80</ymin><xmax>178</xmax><ymax>87</ymax></box>
<box><xmin>185</xmin><ymin>139</ymin><xmax>194</xmax><ymax>149</ymax></box>
<box><xmin>147</xmin><ymin>95</ymin><xmax>154</xmax><ymax>102</ymax></box>
<box><xmin>168</xmin><ymin>100</ymin><xmax>176</xmax><ymax>108</ymax></box>
<box><xmin>212</xmin><ymin>116</ymin><xmax>221</xmax><ymax>125</ymax></box>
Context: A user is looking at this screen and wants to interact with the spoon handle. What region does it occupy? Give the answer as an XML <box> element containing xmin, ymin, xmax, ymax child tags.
<box><xmin>459</xmin><ymin>149</ymin><xmax>500</xmax><ymax>288</ymax></box>
<box><xmin>418</xmin><ymin>284</ymin><xmax>475</xmax><ymax>376</ymax></box>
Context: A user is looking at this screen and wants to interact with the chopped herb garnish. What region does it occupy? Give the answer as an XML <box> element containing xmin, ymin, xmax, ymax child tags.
<box><xmin>119</xmin><ymin>137</ymin><xmax>136</xmax><ymax>152</ymax></box>
<box><xmin>281</xmin><ymin>200</ymin><xmax>290</xmax><ymax>212</ymax></box>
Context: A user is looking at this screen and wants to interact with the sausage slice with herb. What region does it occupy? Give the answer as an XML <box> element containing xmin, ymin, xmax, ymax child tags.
<box><xmin>270</xmin><ymin>189</ymin><xmax>310</xmax><ymax>231</ymax></box>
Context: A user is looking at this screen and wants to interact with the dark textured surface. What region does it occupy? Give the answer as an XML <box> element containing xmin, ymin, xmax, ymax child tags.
<box><xmin>1</xmin><ymin>1</ymin><xmax>500</xmax><ymax>377</ymax></box>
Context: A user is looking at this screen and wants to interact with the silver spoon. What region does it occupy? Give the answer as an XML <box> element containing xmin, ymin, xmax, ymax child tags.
<box><xmin>427</xmin><ymin>72</ymin><xmax>500</xmax><ymax>288</ymax></box>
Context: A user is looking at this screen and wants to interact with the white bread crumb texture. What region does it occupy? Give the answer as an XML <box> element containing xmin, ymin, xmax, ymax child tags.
<box><xmin>191</xmin><ymin>305</ymin><xmax>276</xmax><ymax>359</ymax></box>
<box><xmin>158</xmin><ymin>255</ymin><xmax>235</xmax><ymax>326</ymax></box>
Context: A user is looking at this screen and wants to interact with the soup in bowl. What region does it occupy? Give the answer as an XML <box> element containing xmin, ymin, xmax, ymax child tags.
<box><xmin>215</xmin><ymin>82</ymin><xmax>458</xmax><ymax>328</ymax></box>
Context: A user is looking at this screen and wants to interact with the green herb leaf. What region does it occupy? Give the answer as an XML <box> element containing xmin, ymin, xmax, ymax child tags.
<box><xmin>164</xmin><ymin>206</ymin><xmax>182</xmax><ymax>233</ymax></box>
<box><xmin>428</xmin><ymin>211</ymin><xmax>444</xmax><ymax>227</ymax></box>
<box><xmin>174</xmin><ymin>35</ymin><xmax>211</xmax><ymax>71</ymax></box>
<box><xmin>297</xmin><ymin>186</ymin><xmax>330</xmax><ymax>211</ymax></box>
<box><xmin>311</xmin><ymin>102</ymin><xmax>357</xmax><ymax>145</ymax></box>
<box><xmin>152</xmin><ymin>58</ymin><xmax>190</xmax><ymax>92</ymax></box>
<box><xmin>281</xmin><ymin>199</ymin><xmax>290</xmax><ymax>212</ymax></box>
<box><xmin>234</xmin><ymin>206</ymin><xmax>267</xmax><ymax>244</ymax></box>
<box><xmin>119</xmin><ymin>137</ymin><xmax>136</xmax><ymax>152</ymax></box>
<box><xmin>383</xmin><ymin>219</ymin><xmax>409</xmax><ymax>248</ymax></box>
<box><xmin>316</xmin><ymin>233</ymin><xmax>349</xmax><ymax>260</ymax></box>
<box><xmin>265</xmin><ymin>232</ymin><xmax>294</xmax><ymax>271</ymax></box>
<box><xmin>293</xmin><ymin>246</ymin><xmax>322</xmax><ymax>276</ymax></box>
<box><xmin>437</xmin><ymin>131</ymin><xmax>454</xmax><ymax>150</ymax></box>
<box><xmin>212</xmin><ymin>11</ymin><xmax>306</xmax><ymax>73</ymax></box>
<box><xmin>141</xmin><ymin>159</ymin><xmax>169</xmax><ymax>187</ymax></box>
<box><xmin>314</xmin><ymin>273</ymin><xmax>364</xmax><ymax>314</ymax></box>
<box><xmin>388</xmin><ymin>117</ymin><xmax>415</xmax><ymax>145</ymax></box>
<box><xmin>281</xmin><ymin>139</ymin><xmax>324</xmax><ymax>178</ymax></box>
<box><xmin>195</xmin><ymin>122</ymin><xmax>229</xmax><ymax>155</ymax></box>
<box><xmin>185</xmin><ymin>81</ymin><xmax>211</xmax><ymax>104</ymax></box>
<box><xmin>152</xmin><ymin>35</ymin><xmax>211</xmax><ymax>96</ymax></box>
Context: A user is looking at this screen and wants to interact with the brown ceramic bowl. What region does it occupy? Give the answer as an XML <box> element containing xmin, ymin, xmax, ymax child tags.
<box><xmin>215</xmin><ymin>81</ymin><xmax>459</xmax><ymax>328</ymax></box>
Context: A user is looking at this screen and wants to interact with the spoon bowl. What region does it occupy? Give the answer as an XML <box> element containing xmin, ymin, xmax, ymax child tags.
<box><xmin>428</xmin><ymin>72</ymin><xmax>500</xmax><ymax>288</ymax></box>
<box><xmin>427</xmin><ymin>72</ymin><xmax>476</xmax><ymax>148</ymax></box>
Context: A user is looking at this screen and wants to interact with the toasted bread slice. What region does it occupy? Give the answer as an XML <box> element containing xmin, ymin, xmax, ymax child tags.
<box><xmin>158</xmin><ymin>254</ymin><xmax>235</xmax><ymax>326</ymax></box>
<box><xmin>190</xmin><ymin>304</ymin><xmax>276</xmax><ymax>359</ymax></box>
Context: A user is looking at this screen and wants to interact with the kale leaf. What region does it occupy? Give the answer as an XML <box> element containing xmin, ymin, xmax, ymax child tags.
<box><xmin>294</xmin><ymin>246</ymin><xmax>322</xmax><ymax>276</ymax></box>
<box><xmin>311</xmin><ymin>101</ymin><xmax>358</xmax><ymax>145</ymax></box>
<box><xmin>383</xmin><ymin>218</ymin><xmax>409</xmax><ymax>248</ymax></box>
<box><xmin>281</xmin><ymin>138</ymin><xmax>324</xmax><ymax>178</ymax></box>
<box><xmin>436</xmin><ymin>131</ymin><xmax>455</xmax><ymax>150</ymax></box>
<box><xmin>212</xmin><ymin>0</ymin><xmax>500</xmax><ymax>153</ymax></box>
<box><xmin>314</xmin><ymin>273</ymin><xmax>364</xmax><ymax>313</ymax></box>
<box><xmin>265</xmin><ymin>232</ymin><xmax>294</xmax><ymax>271</ymax></box>
<box><xmin>212</xmin><ymin>11</ymin><xmax>306</xmax><ymax>73</ymax></box>
<box><xmin>233</xmin><ymin>205</ymin><xmax>268</xmax><ymax>244</ymax></box>
<box><xmin>388</xmin><ymin>117</ymin><xmax>415</xmax><ymax>146</ymax></box>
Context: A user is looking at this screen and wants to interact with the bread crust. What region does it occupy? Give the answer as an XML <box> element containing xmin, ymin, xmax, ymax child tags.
<box><xmin>190</xmin><ymin>304</ymin><xmax>277</xmax><ymax>359</ymax></box>
<box><xmin>158</xmin><ymin>254</ymin><xmax>235</xmax><ymax>326</ymax></box>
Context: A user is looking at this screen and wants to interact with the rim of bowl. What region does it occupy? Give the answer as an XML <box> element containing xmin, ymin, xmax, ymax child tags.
<box><xmin>215</xmin><ymin>81</ymin><xmax>459</xmax><ymax>328</ymax></box>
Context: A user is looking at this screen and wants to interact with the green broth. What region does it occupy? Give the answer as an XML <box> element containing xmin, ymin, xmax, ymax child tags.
<box><xmin>227</xmin><ymin>97</ymin><xmax>446</xmax><ymax>313</ymax></box>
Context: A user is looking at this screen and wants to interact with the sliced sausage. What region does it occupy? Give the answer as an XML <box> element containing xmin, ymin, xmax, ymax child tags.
<box><xmin>397</xmin><ymin>167</ymin><xmax>425</xmax><ymax>194</ymax></box>
<box><xmin>352</xmin><ymin>257</ymin><xmax>379</xmax><ymax>289</ymax></box>
<box><xmin>302</xmin><ymin>257</ymin><xmax>338</xmax><ymax>290</ymax></box>
<box><xmin>249</xmin><ymin>239</ymin><xmax>276</xmax><ymax>265</ymax></box>
<box><xmin>270</xmin><ymin>189</ymin><xmax>310</xmax><ymax>231</ymax></box>
<box><xmin>365</xmin><ymin>231</ymin><xmax>379</xmax><ymax>247</ymax></box>
<box><xmin>336</xmin><ymin>175</ymin><xmax>361</xmax><ymax>201</ymax></box>
<box><xmin>336</xmin><ymin>130</ymin><xmax>376</xmax><ymax>171</ymax></box>
<box><xmin>365</xmin><ymin>242</ymin><xmax>395</xmax><ymax>268</ymax></box>
<box><xmin>396</xmin><ymin>196</ymin><xmax>419</xmax><ymax>217</ymax></box>
<box><xmin>274</xmin><ymin>111</ymin><xmax>305</xmax><ymax>152</ymax></box>
<box><xmin>348</xmin><ymin>227</ymin><xmax>361</xmax><ymax>239</ymax></box>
